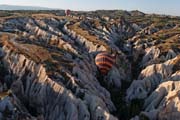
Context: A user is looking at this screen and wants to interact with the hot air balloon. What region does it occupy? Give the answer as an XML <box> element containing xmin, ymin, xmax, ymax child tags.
<box><xmin>65</xmin><ymin>9</ymin><xmax>71</xmax><ymax>16</ymax></box>
<box><xmin>95</xmin><ymin>52</ymin><xmax>116</xmax><ymax>75</ymax></box>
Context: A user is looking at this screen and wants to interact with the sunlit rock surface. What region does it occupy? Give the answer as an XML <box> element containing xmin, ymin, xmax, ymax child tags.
<box><xmin>0</xmin><ymin>10</ymin><xmax>180</xmax><ymax>120</ymax></box>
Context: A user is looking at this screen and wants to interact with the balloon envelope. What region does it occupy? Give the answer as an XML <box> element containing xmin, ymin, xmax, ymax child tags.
<box><xmin>65</xmin><ymin>9</ymin><xmax>71</xmax><ymax>16</ymax></box>
<box><xmin>95</xmin><ymin>52</ymin><xmax>116</xmax><ymax>75</ymax></box>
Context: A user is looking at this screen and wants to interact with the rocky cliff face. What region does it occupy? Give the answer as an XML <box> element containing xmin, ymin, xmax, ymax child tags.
<box><xmin>0</xmin><ymin>10</ymin><xmax>180</xmax><ymax>120</ymax></box>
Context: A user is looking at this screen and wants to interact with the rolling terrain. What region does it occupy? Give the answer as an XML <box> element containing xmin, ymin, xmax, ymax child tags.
<box><xmin>0</xmin><ymin>10</ymin><xmax>180</xmax><ymax>120</ymax></box>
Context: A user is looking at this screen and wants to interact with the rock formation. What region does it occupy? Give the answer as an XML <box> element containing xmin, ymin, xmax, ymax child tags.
<box><xmin>126</xmin><ymin>55</ymin><xmax>180</xmax><ymax>102</ymax></box>
<box><xmin>0</xmin><ymin>10</ymin><xmax>180</xmax><ymax>120</ymax></box>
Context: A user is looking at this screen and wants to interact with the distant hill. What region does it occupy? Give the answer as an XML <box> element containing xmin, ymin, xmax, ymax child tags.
<box><xmin>0</xmin><ymin>4</ymin><xmax>59</xmax><ymax>10</ymax></box>
<box><xmin>130</xmin><ymin>10</ymin><xmax>145</xmax><ymax>16</ymax></box>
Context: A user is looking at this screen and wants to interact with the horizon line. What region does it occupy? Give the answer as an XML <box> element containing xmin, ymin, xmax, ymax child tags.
<box><xmin>0</xmin><ymin>4</ymin><xmax>179</xmax><ymax>17</ymax></box>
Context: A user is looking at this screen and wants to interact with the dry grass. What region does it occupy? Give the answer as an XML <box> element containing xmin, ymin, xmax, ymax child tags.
<box><xmin>139</xmin><ymin>27</ymin><xmax>180</xmax><ymax>42</ymax></box>
<box><xmin>0</xmin><ymin>33</ymin><xmax>51</xmax><ymax>63</ymax></box>
<box><xmin>31</xmin><ymin>13</ymin><xmax>75</xmax><ymax>21</ymax></box>
<box><xmin>157</xmin><ymin>34</ymin><xmax>180</xmax><ymax>53</ymax></box>
<box><xmin>19</xmin><ymin>44</ymin><xmax>51</xmax><ymax>62</ymax></box>
<box><xmin>1</xmin><ymin>33</ymin><xmax>75</xmax><ymax>77</ymax></box>
<box><xmin>132</xmin><ymin>26</ymin><xmax>180</xmax><ymax>54</ymax></box>
<box><xmin>0</xmin><ymin>90</ymin><xmax>12</xmax><ymax>99</ymax></box>
<box><xmin>0</xmin><ymin>13</ymin><xmax>24</xmax><ymax>21</ymax></box>
<box><xmin>171</xmin><ymin>55</ymin><xmax>180</xmax><ymax>72</ymax></box>
<box><xmin>68</xmin><ymin>21</ymin><xmax>110</xmax><ymax>51</ymax></box>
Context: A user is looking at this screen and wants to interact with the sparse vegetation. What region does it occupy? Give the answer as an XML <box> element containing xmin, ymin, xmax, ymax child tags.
<box><xmin>0</xmin><ymin>9</ymin><xmax>180</xmax><ymax>120</ymax></box>
<box><xmin>0</xmin><ymin>11</ymin><xmax>14</xmax><ymax>17</ymax></box>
